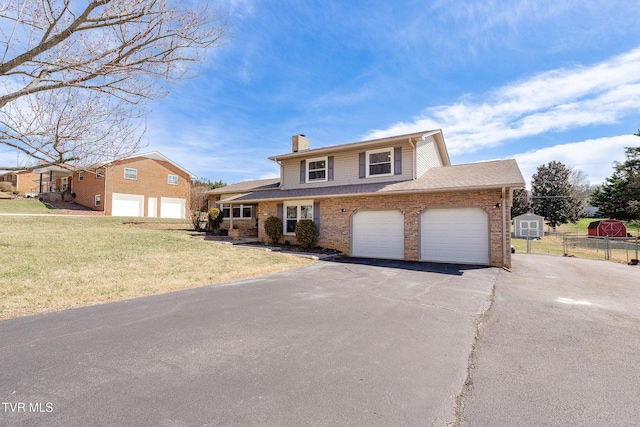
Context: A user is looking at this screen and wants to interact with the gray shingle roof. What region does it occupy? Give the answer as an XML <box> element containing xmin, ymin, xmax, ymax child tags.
<box><xmin>206</xmin><ymin>178</ymin><xmax>280</xmax><ymax>195</ymax></box>
<box><xmin>216</xmin><ymin>159</ymin><xmax>525</xmax><ymax>203</ymax></box>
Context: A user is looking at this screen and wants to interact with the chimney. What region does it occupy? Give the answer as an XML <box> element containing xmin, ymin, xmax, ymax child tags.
<box><xmin>292</xmin><ymin>134</ymin><xmax>309</xmax><ymax>152</ymax></box>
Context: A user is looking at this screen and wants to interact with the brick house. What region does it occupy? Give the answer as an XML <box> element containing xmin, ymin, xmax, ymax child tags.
<box><xmin>207</xmin><ymin>131</ymin><xmax>525</xmax><ymax>268</ymax></box>
<box><xmin>32</xmin><ymin>152</ymin><xmax>194</xmax><ymax>218</ymax></box>
<box><xmin>0</xmin><ymin>170</ymin><xmax>41</xmax><ymax>196</ymax></box>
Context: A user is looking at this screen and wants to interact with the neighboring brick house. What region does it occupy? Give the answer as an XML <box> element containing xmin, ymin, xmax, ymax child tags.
<box><xmin>207</xmin><ymin>130</ymin><xmax>525</xmax><ymax>268</ymax></box>
<box><xmin>0</xmin><ymin>170</ymin><xmax>41</xmax><ymax>196</ymax></box>
<box><xmin>32</xmin><ymin>152</ymin><xmax>194</xmax><ymax>218</ymax></box>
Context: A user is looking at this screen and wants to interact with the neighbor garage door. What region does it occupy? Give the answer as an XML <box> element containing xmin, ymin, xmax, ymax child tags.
<box><xmin>160</xmin><ymin>197</ymin><xmax>186</xmax><ymax>219</ymax></box>
<box><xmin>421</xmin><ymin>208</ymin><xmax>489</xmax><ymax>264</ymax></box>
<box><xmin>352</xmin><ymin>210</ymin><xmax>404</xmax><ymax>259</ymax></box>
<box><xmin>111</xmin><ymin>193</ymin><xmax>144</xmax><ymax>217</ymax></box>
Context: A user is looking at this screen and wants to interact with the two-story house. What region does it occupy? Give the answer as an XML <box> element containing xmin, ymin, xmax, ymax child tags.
<box><xmin>207</xmin><ymin>131</ymin><xmax>525</xmax><ymax>268</ymax></box>
<box><xmin>31</xmin><ymin>152</ymin><xmax>194</xmax><ymax>218</ymax></box>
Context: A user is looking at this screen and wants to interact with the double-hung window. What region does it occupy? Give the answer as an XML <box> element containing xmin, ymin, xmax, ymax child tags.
<box><xmin>78</xmin><ymin>171</ymin><xmax>84</xmax><ymax>181</ymax></box>
<box><xmin>95</xmin><ymin>195</ymin><xmax>101</xmax><ymax>206</ymax></box>
<box><xmin>366</xmin><ymin>148</ymin><xmax>393</xmax><ymax>177</ymax></box>
<box><xmin>285</xmin><ymin>201</ymin><xmax>313</xmax><ymax>234</ymax></box>
<box><xmin>168</xmin><ymin>174</ymin><xmax>179</xmax><ymax>185</ymax></box>
<box><xmin>124</xmin><ymin>168</ymin><xmax>137</xmax><ymax>180</ymax></box>
<box><xmin>307</xmin><ymin>157</ymin><xmax>327</xmax><ymax>182</ymax></box>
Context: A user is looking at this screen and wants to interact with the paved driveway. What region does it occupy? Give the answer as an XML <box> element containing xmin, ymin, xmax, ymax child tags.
<box><xmin>0</xmin><ymin>259</ymin><xmax>498</xmax><ymax>427</ymax></box>
<box><xmin>461</xmin><ymin>254</ymin><xmax>640</xmax><ymax>426</ymax></box>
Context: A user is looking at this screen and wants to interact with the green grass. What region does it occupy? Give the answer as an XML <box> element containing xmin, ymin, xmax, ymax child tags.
<box><xmin>0</xmin><ymin>199</ymin><xmax>53</xmax><ymax>214</ymax></box>
<box><xmin>0</xmin><ymin>215</ymin><xmax>312</xmax><ymax>320</ymax></box>
<box><xmin>556</xmin><ymin>218</ymin><xmax>640</xmax><ymax>235</ymax></box>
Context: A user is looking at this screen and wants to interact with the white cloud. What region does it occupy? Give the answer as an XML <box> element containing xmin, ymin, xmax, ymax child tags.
<box><xmin>511</xmin><ymin>134</ymin><xmax>637</xmax><ymax>188</ymax></box>
<box><xmin>364</xmin><ymin>47</ymin><xmax>640</xmax><ymax>155</ymax></box>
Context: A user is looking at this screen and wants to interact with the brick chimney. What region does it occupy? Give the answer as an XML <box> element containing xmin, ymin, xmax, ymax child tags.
<box><xmin>292</xmin><ymin>134</ymin><xmax>309</xmax><ymax>152</ymax></box>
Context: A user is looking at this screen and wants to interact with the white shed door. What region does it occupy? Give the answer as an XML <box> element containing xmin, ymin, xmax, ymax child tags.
<box><xmin>519</xmin><ymin>220</ymin><xmax>540</xmax><ymax>237</ymax></box>
<box><xmin>421</xmin><ymin>208</ymin><xmax>489</xmax><ymax>264</ymax></box>
<box><xmin>161</xmin><ymin>197</ymin><xmax>186</xmax><ymax>219</ymax></box>
<box><xmin>352</xmin><ymin>210</ymin><xmax>404</xmax><ymax>259</ymax></box>
<box><xmin>111</xmin><ymin>193</ymin><xmax>144</xmax><ymax>217</ymax></box>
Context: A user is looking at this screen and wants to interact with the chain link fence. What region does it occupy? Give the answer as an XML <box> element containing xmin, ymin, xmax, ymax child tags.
<box><xmin>515</xmin><ymin>232</ymin><xmax>640</xmax><ymax>264</ymax></box>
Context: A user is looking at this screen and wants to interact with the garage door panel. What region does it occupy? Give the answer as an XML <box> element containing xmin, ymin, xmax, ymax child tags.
<box><xmin>160</xmin><ymin>197</ymin><xmax>186</xmax><ymax>219</ymax></box>
<box><xmin>112</xmin><ymin>193</ymin><xmax>144</xmax><ymax>217</ymax></box>
<box><xmin>352</xmin><ymin>210</ymin><xmax>404</xmax><ymax>260</ymax></box>
<box><xmin>421</xmin><ymin>208</ymin><xmax>489</xmax><ymax>264</ymax></box>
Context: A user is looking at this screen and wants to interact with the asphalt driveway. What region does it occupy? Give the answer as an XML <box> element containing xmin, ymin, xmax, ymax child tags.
<box><xmin>0</xmin><ymin>258</ymin><xmax>498</xmax><ymax>427</ymax></box>
<box><xmin>461</xmin><ymin>254</ymin><xmax>640</xmax><ymax>426</ymax></box>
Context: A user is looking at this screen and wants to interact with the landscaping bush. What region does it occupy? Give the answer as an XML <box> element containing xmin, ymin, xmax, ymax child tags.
<box><xmin>208</xmin><ymin>208</ymin><xmax>223</xmax><ymax>232</ymax></box>
<box><xmin>264</xmin><ymin>216</ymin><xmax>283</xmax><ymax>244</ymax></box>
<box><xmin>295</xmin><ymin>219</ymin><xmax>318</xmax><ymax>249</ymax></box>
<box><xmin>0</xmin><ymin>182</ymin><xmax>16</xmax><ymax>193</ymax></box>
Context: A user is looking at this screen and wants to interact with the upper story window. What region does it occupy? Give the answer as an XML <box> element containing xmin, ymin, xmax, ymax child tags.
<box><xmin>78</xmin><ymin>171</ymin><xmax>84</xmax><ymax>181</ymax></box>
<box><xmin>168</xmin><ymin>174</ymin><xmax>179</xmax><ymax>185</ymax></box>
<box><xmin>96</xmin><ymin>168</ymin><xmax>104</xmax><ymax>178</ymax></box>
<box><xmin>366</xmin><ymin>148</ymin><xmax>393</xmax><ymax>177</ymax></box>
<box><xmin>124</xmin><ymin>168</ymin><xmax>138</xmax><ymax>180</ymax></box>
<box><xmin>307</xmin><ymin>157</ymin><xmax>327</xmax><ymax>182</ymax></box>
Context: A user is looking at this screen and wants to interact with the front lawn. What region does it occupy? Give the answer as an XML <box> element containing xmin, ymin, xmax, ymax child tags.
<box><xmin>0</xmin><ymin>199</ymin><xmax>53</xmax><ymax>214</ymax></box>
<box><xmin>0</xmin><ymin>215</ymin><xmax>312</xmax><ymax>320</ymax></box>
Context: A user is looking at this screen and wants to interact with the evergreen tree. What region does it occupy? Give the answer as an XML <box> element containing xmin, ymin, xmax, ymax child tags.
<box><xmin>590</xmin><ymin>145</ymin><xmax>640</xmax><ymax>222</ymax></box>
<box><xmin>511</xmin><ymin>188</ymin><xmax>531</xmax><ymax>217</ymax></box>
<box><xmin>531</xmin><ymin>161</ymin><xmax>582</xmax><ymax>230</ymax></box>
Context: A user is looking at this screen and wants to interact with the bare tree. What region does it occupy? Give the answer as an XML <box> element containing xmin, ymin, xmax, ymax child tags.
<box><xmin>569</xmin><ymin>167</ymin><xmax>596</xmax><ymax>210</ymax></box>
<box><xmin>0</xmin><ymin>0</ymin><xmax>229</xmax><ymax>171</ymax></box>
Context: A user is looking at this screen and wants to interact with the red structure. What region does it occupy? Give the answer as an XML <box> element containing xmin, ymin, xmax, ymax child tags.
<box><xmin>588</xmin><ymin>220</ymin><xmax>627</xmax><ymax>237</ymax></box>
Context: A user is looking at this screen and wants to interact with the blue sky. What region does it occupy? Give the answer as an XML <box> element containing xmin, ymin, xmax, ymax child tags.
<box><xmin>18</xmin><ymin>0</ymin><xmax>640</xmax><ymax>187</ymax></box>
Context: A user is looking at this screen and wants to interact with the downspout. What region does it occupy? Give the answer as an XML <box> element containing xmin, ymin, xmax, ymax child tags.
<box><xmin>409</xmin><ymin>138</ymin><xmax>416</xmax><ymax>180</ymax></box>
<box><xmin>104</xmin><ymin>165</ymin><xmax>108</xmax><ymax>215</ymax></box>
<box><xmin>502</xmin><ymin>186</ymin><xmax>507</xmax><ymax>268</ymax></box>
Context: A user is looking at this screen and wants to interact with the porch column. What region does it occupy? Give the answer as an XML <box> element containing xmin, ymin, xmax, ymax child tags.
<box><xmin>229</xmin><ymin>204</ymin><xmax>234</xmax><ymax>231</ymax></box>
<box><xmin>39</xmin><ymin>173</ymin><xmax>43</xmax><ymax>193</ymax></box>
<box><xmin>49</xmin><ymin>170</ymin><xmax>53</xmax><ymax>191</ymax></box>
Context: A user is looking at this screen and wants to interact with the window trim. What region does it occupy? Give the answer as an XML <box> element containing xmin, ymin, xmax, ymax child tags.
<box><xmin>306</xmin><ymin>156</ymin><xmax>328</xmax><ymax>183</ymax></box>
<box><xmin>221</xmin><ymin>204</ymin><xmax>254</xmax><ymax>219</ymax></box>
<box><xmin>283</xmin><ymin>200</ymin><xmax>314</xmax><ymax>235</ymax></box>
<box><xmin>94</xmin><ymin>195</ymin><xmax>101</xmax><ymax>206</ymax></box>
<box><xmin>124</xmin><ymin>168</ymin><xmax>138</xmax><ymax>180</ymax></box>
<box><xmin>366</xmin><ymin>148</ymin><xmax>394</xmax><ymax>178</ymax></box>
<box><xmin>167</xmin><ymin>174</ymin><xmax>179</xmax><ymax>185</ymax></box>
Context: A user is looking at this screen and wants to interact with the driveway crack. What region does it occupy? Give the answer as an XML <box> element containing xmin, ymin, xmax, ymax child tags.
<box><xmin>448</xmin><ymin>269</ymin><xmax>500</xmax><ymax>427</ymax></box>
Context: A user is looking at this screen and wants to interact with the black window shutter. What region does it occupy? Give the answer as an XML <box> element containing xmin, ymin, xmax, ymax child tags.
<box><xmin>300</xmin><ymin>160</ymin><xmax>306</xmax><ymax>184</ymax></box>
<box><xmin>394</xmin><ymin>147</ymin><xmax>402</xmax><ymax>175</ymax></box>
<box><xmin>313</xmin><ymin>201</ymin><xmax>320</xmax><ymax>235</ymax></box>
<box><xmin>328</xmin><ymin>156</ymin><xmax>334</xmax><ymax>181</ymax></box>
<box><xmin>277</xmin><ymin>203</ymin><xmax>283</xmax><ymax>219</ymax></box>
<box><xmin>359</xmin><ymin>152</ymin><xmax>366</xmax><ymax>178</ymax></box>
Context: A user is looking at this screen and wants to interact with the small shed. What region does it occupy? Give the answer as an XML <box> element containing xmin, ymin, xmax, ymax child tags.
<box><xmin>588</xmin><ymin>220</ymin><xmax>627</xmax><ymax>238</ymax></box>
<box><xmin>514</xmin><ymin>212</ymin><xmax>545</xmax><ymax>238</ymax></box>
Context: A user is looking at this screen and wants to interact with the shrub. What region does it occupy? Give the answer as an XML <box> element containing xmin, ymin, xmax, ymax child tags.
<box><xmin>295</xmin><ymin>219</ymin><xmax>318</xmax><ymax>249</ymax></box>
<box><xmin>208</xmin><ymin>208</ymin><xmax>223</xmax><ymax>231</ymax></box>
<box><xmin>264</xmin><ymin>216</ymin><xmax>283</xmax><ymax>244</ymax></box>
<box><xmin>0</xmin><ymin>182</ymin><xmax>15</xmax><ymax>193</ymax></box>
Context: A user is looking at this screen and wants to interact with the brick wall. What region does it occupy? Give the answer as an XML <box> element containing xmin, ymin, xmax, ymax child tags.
<box><xmin>106</xmin><ymin>158</ymin><xmax>191</xmax><ymax>216</ymax></box>
<box><xmin>71</xmin><ymin>170</ymin><xmax>105</xmax><ymax>211</ymax></box>
<box><xmin>257</xmin><ymin>189</ymin><xmax>513</xmax><ymax>268</ymax></box>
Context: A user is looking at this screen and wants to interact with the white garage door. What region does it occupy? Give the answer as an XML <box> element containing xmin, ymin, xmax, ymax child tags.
<box><xmin>111</xmin><ymin>193</ymin><xmax>144</xmax><ymax>217</ymax></box>
<box><xmin>160</xmin><ymin>197</ymin><xmax>186</xmax><ymax>219</ymax></box>
<box><xmin>421</xmin><ymin>208</ymin><xmax>489</xmax><ymax>264</ymax></box>
<box><xmin>352</xmin><ymin>210</ymin><xmax>404</xmax><ymax>259</ymax></box>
